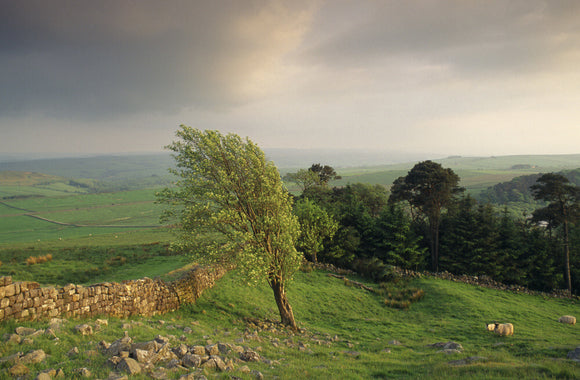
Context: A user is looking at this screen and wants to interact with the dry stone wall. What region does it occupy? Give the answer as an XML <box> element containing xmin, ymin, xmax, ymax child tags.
<box><xmin>0</xmin><ymin>265</ymin><xmax>228</xmax><ymax>322</ymax></box>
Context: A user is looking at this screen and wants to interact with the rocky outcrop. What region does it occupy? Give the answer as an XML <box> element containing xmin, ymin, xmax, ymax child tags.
<box><xmin>0</xmin><ymin>265</ymin><xmax>228</xmax><ymax>322</ymax></box>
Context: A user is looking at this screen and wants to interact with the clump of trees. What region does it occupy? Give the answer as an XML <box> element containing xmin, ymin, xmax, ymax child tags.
<box><xmin>290</xmin><ymin>161</ymin><xmax>579</xmax><ymax>295</ymax></box>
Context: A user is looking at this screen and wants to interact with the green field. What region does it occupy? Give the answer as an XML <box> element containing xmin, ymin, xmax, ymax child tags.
<box><xmin>0</xmin><ymin>269</ymin><xmax>578</xmax><ymax>379</ymax></box>
<box><xmin>0</xmin><ymin>188</ymin><xmax>164</xmax><ymax>244</ymax></box>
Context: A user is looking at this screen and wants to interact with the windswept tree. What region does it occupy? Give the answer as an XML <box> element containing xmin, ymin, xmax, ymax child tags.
<box><xmin>158</xmin><ymin>126</ymin><xmax>302</xmax><ymax>329</ymax></box>
<box><xmin>389</xmin><ymin>161</ymin><xmax>463</xmax><ymax>272</ymax></box>
<box><xmin>531</xmin><ymin>173</ymin><xmax>580</xmax><ymax>295</ymax></box>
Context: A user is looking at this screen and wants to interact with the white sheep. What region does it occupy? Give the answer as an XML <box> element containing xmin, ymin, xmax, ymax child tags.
<box><xmin>486</xmin><ymin>322</ymin><xmax>514</xmax><ymax>336</ymax></box>
<box><xmin>558</xmin><ymin>315</ymin><xmax>576</xmax><ymax>325</ymax></box>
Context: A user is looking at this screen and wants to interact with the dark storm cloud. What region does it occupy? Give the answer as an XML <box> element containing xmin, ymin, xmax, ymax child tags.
<box><xmin>0</xmin><ymin>0</ymin><xmax>313</xmax><ymax>119</ymax></box>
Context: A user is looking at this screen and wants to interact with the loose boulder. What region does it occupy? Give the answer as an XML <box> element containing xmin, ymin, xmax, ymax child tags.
<box><xmin>74</xmin><ymin>324</ymin><xmax>93</xmax><ymax>336</ymax></box>
<box><xmin>116</xmin><ymin>358</ymin><xmax>142</xmax><ymax>375</ymax></box>
<box><xmin>568</xmin><ymin>346</ymin><xmax>580</xmax><ymax>362</ymax></box>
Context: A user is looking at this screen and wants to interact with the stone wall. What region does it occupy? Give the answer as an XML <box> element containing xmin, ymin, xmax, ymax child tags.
<box><xmin>0</xmin><ymin>265</ymin><xmax>229</xmax><ymax>322</ymax></box>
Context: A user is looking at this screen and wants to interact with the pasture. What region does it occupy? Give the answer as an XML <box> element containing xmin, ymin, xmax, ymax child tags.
<box><xmin>0</xmin><ymin>188</ymin><xmax>164</xmax><ymax>244</ymax></box>
<box><xmin>0</xmin><ymin>268</ymin><xmax>578</xmax><ymax>379</ymax></box>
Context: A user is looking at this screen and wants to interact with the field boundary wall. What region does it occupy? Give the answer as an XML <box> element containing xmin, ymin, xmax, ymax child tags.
<box><xmin>0</xmin><ymin>265</ymin><xmax>228</xmax><ymax>322</ymax></box>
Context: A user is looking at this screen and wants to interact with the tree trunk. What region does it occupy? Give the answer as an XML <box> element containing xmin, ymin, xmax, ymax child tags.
<box><xmin>564</xmin><ymin>219</ymin><xmax>572</xmax><ymax>296</ymax></box>
<box><xmin>434</xmin><ymin>222</ymin><xmax>439</xmax><ymax>273</ymax></box>
<box><xmin>429</xmin><ymin>216</ymin><xmax>440</xmax><ymax>272</ymax></box>
<box><xmin>270</xmin><ymin>277</ymin><xmax>298</xmax><ymax>330</ymax></box>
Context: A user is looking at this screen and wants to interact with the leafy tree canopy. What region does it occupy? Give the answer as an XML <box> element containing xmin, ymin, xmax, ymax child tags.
<box><xmin>158</xmin><ymin>126</ymin><xmax>301</xmax><ymax>328</ymax></box>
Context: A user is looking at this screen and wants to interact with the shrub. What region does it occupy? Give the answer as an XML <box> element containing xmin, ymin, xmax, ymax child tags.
<box><xmin>380</xmin><ymin>282</ymin><xmax>425</xmax><ymax>309</ymax></box>
<box><xmin>26</xmin><ymin>254</ymin><xmax>55</xmax><ymax>265</ymax></box>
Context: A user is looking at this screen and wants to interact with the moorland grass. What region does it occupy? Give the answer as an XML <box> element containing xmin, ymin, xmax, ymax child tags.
<box><xmin>0</xmin><ymin>269</ymin><xmax>577</xmax><ymax>379</ymax></box>
<box><xmin>0</xmin><ymin>240</ymin><xmax>186</xmax><ymax>285</ymax></box>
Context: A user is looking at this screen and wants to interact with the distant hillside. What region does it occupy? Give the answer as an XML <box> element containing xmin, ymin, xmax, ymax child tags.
<box><xmin>0</xmin><ymin>171</ymin><xmax>64</xmax><ymax>186</ymax></box>
<box><xmin>477</xmin><ymin>168</ymin><xmax>580</xmax><ymax>204</ymax></box>
<box><xmin>0</xmin><ymin>153</ymin><xmax>174</xmax><ymax>180</ymax></box>
<box><xmin>1</xmin><ymin>152</ymin><xmax>580</xmax><ymax>194</ymax></box>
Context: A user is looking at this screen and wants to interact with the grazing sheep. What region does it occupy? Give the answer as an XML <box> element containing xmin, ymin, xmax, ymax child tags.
<box><xmin>494</xmin><ymin>323</ymin><xmax>514</xmax><ymax>336</ymax></box>
<box><xmin>559</xmin><ymin>315</ymin><xmax>576</xmax><ymax>325</ymax></box>
<box><xmin>486</xmin><ymin>322</ymin><xmax>513</xmax><ymax>336</ymax></box>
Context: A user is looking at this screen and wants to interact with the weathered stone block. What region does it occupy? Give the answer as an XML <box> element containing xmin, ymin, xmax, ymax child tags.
<box><xmin>5</xmin><ymin>284</ymin><xmax>16</xmax><ymax>297</ymax></box>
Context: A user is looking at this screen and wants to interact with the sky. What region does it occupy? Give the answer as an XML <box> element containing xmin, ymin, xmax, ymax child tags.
<box><xmin>1</xmin><ymin>0</ymin><xmax>580</xmax><ymax>158</ymax></box>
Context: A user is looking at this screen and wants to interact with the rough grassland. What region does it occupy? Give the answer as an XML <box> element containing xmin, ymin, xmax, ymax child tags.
<box><xmin>1</xmin><ymin>269</ymin><xmax>578</xmax><ymax>379</ymax></box>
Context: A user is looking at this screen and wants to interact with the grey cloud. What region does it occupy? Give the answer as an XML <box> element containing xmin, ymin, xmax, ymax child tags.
<box><xmin>302</xmin><ymin>0</ymin><xmax>580</xmax><ymax>75</ymax></box>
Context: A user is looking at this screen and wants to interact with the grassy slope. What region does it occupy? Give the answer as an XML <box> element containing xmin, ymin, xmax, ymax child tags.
<box><xmin>195</xmin><ymin>270</ymin><xmax>580</xmax><ymax>379</ymax></box>
<box><xmin>2</xmin><ymin>268</ymin><xmax>577</xmax><ymax>379</ymax></box>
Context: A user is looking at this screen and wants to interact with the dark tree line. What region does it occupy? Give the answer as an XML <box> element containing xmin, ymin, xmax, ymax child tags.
<box><xmin>289</xmin><ymin>162</ymin><xmax>580</xmax><ymax>295</ymax></box>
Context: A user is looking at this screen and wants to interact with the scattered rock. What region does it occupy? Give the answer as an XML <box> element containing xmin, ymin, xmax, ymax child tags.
<box><xmin>74</xmin><ymin>324</ymin><xmax>93</xmax><ymax>336</ymax></box>
<box><xmin>20</xmin><ymin>349</ymin><xmax>47</xmax><ymax>364</ymax></box>
<box><xmin>438</xmin><ymin>349</ymin><xmax>462</xmax><ymax>354</ymax></box>
<box><xmin>73</xmin><ymin>367</ymin><xmax>92</xmax><ymax>377</ymax></box>
<box><xmin>44</xmin><ymin>328</ymin><xmax>57</xmax><ymax>338</ymax></box>
<box><xmin>105</xmin><ymin>333</ymin><xmax>133</xmax><ymax>357</ymax></box>
<box><xmin>15</xmin><ymin>327</ymin><xmax>37</xmax><ymax>336</ymax></box>
<box><xmin>10</xmin><ymin>363</ymin><xmax>30</xmax><ymax>377</ymax></box>
<box><xmin>0</xmin><ymin>351</ymin><xmax>23</xmax><ymax>365</ymax></box>
<box><xmin>5</xmin><ymin>333</ymin><xmax>22</xmax><ymax>344</ymax></box>
<box><xmin>104</xmin><ymin>373</ymin><xmax>129</xmax><ymax>380</ymax></box>
<box><xmin>34</xmin><ymin>372</ymin><xmax>52</xmax><ymax>380</ymax></box>
<box><xmin>343</xmin><ymin>351</ymin><xmax>361</xmax><ymax>357</ymax></box>
<box><xmin>182</xmin><ymin>353</ymin><xmax>202</xmax><ymax>368</ymax></box>
<box><xmin>240</xmin><ymin>350</ymin><xmax>261</xmax><ymax>362</ymax></box>
<box><xmin>191</xmin><ymin>345</ymin><xmax>206</xmax><ymax>356</ymax></box>
<box><xmin>217</xmin><ymin>342</ymin><xmax>231</xmax><ymax>354</ymax></box>
<box><xmin>428</xmin><ymin>341</ymin><xmax>463</xmax><ymax>351</ymax></box>
<box><xmin>134</xmin><ymin>348</ymin><xmax>153</xmax><ymax>363</ymax></box>
<box><xmin>117</xmin><ymin>357</ymin><xmax>142</xmax><ymax>375</ymax></box>
<box><xmin>388</xmin><ymin>340</ymin><xmax>402</xmax><ymax>346</ymax></box>
<box><xmin>96</xmin><ymin>318</ymin><xmax>109</xmax><ymax>326</ymax></box>
<box><xmin>205</xmin><ymin>344</ymin><xmax>220</xmax><ymax>356</ymax></box>
<box><xmin>155</xmin><ymin>335</ymin><xmax>170</xmax><ymax>344</ymax></box>
<box><xmin>251</xmin><ymin>369</ymin><xmax>264</xmax><ymax>379</ymax></box>
<box><xmin>67</xmin><ymin>346</ymin><xmax>80</xmax><ymax>357</ymax></box>
<box><xmin>567</xmin><ymin>346</ymin><xmax>580</xmax><ymax>362</ymax></box>
<box><xmin>203</xmin><ymin>356</ymin><xmax>227</xmax><ymax>371</ymax></box>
